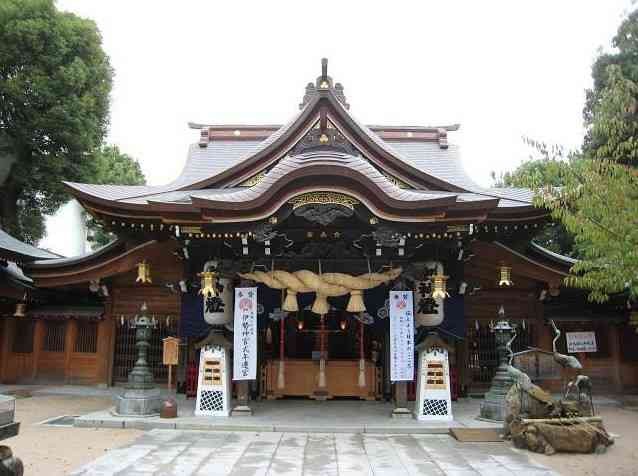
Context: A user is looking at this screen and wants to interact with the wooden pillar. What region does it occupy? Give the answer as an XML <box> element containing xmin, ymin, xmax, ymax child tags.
<box><xmin>96</xmin><ymin>316</ymin><xmax>114</xmax><ymax>386</ymax></box>
<box><xmin>104</xmin><ymin>297</ymin><xmax>116</xmax><ymax>387</ymax></box>
<box><xmin>609</xmin><ymin>323</ymin><xmax>623</xmax><ymax>393</ymax></box>
<box><xmin>0</xmin><ymin>319</ymin><xmax>14</xmax><ymax>383</ymax></box>
<box><xmin>64</xmin><ymin>320</ymin><xmax>78</xmax><ymax>383</ymax></box>
<box><xmin>31</xmin><ymin>320</ymin><xmax>45</xmax><ymax>380</ymax></box>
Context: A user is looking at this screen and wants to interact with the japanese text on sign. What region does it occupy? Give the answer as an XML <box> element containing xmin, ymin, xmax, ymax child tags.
<box><xmin>233</xmin><ymin>287</ymin><xmax>257</xmax><ymax>380</ymax></box>
<box><xmin>389</xmin><ymin>290</ymin><xmax>414</xmax><ymax>381</ymax></box>
<box><xmin>566</xmin><ymin>331</ymin><xmax>597</xmax><ymax>353</ymax></box>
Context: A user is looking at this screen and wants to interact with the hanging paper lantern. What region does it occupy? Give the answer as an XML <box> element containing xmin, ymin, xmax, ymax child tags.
<box><xmin>136</xmin><ymin>261</ymin><xmax>152</xmax><ymax>284</ymax></box>
<box><xmin>414</xmin><ymin>261</ymin><xmax>445</xmax><ymax>327</ymax></box>
<box><xmin>498</xmin><ymin>265</ymin><xmax>514</xmax><ymax>287</ymax></box>
<box><xmin>203</xmin><ymin>277</ymin><xmax>234</xmax><ymax>326</ymax></box>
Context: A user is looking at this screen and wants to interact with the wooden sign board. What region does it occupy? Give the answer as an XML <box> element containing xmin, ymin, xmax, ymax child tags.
<box><xmin>163</xmin><ymin>337</ymin><xmax>180</xmax><ymax>366</ymax></box>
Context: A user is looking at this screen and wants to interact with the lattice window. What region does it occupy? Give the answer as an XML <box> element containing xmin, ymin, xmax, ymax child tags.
<box><xmin>113</xmin><ymin>317</ymin><xmax>178</xmax><ymax>382</ymax></box>
<box><xmin>198</xmin><ymin>390</ymin><xmax>224</xmax><ymax>412</ymax></box>
<box><xmin>467</xmin><ymin>321</ymin><xmax>535</xmax><ymax>385</ymax></box>
<box><xmin>43</xmin><ymin>321</ymin><xmax>66</xmax><ymax>352</ymax></box>
<box><xmin>422</xmin><ymin>398</ymin><xmax>449</xmax><ymax>416</ymax></box>
<box><xmin>75</xmin><ymin>321</ymin><xmax>98</xmax><ymax>353</ymax></box>
<box><xmin>12</xmin><ymin>319</ymin><xmax>34</xmax><ymax>353</ymax></box>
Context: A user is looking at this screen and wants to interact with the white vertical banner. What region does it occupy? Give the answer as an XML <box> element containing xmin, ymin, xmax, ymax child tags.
<box><xmin>233</xmin><ymin>287</ymin><xmax>258</xmax><ymax>381</ymax></box>
<box><xmin>389</xmin><ymin>290</ymin><xmax>415</xmax><ymax>381</ymax></box>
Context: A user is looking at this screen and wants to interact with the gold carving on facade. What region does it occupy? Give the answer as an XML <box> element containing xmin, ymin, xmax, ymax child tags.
<box><xmin>239</xmin><ymin>170</ymin><xmax>267</xmax><ymax>187</ymax></box>
<box><xmin>288</xmin><ymin>192</ymin><xmax>359</xmax><ymax>211</ymax></box>
<box><xmin>381</xmin><ymin>171</ymin><xmax>411</xmax><ymax>189</ymax></box>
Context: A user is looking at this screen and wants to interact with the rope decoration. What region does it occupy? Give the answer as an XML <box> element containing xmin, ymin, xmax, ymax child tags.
<box><xmin>238</xmin><ymin>268</ymin><xmax>402</xmax><ymax>315</ymax></box>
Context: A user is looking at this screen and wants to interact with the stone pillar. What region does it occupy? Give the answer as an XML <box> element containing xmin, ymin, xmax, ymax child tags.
<box><xmin>232</xmin><ymin>381</ymin><xmax>253</xmax><ymax>416</ymax></box>
<box><xmin>391</xmin><ymin>382</ymin><xmax>412</xmax><ymax>418</ymax></box>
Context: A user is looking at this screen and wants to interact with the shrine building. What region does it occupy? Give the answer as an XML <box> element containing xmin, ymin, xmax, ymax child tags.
<box><xmin>1</xmin><ymin>59</ymin><xmax>634</xmax><ymax>403</ymax></box>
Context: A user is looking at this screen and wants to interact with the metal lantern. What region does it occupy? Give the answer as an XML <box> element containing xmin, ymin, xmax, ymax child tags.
<box><xmin>199</xmin><ymin>271</ymin><xmax>218</xmax><ymax>298</ymax></box>
<box><xmin>136</xmin><ymin>261</ymin><xmax>152</xmax><ymax>284</ymax></box>
<box><xmin>13</xmin><ymin>303</ymin><xmax>26</xmax><ymax>318</ymax></box>
<box><xmin>498</xmin><ymin>265</ymin><xmax>514</xmax><ymax>287</ymax></box>
<box><xmin>431</xmin><ymin>274</ymin><xmax>449</xmax><ymax>300</ymax></box>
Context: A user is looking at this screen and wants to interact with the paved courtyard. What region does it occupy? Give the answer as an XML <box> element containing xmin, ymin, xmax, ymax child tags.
<box><xmin>70</xmin><ymin>429</ymin><xmax>557</xmax><ymax>476</ymax></box>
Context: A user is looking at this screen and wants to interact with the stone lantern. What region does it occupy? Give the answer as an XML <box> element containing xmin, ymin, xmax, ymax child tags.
<box><xmin>115</xmin><ymin>303</ymin><xmax>162</xmax><ymax>416</ymax></box>
<box><xmin>479</xmin><ymin>306</ymin><xmax>515</xmax><ymax>422</ymax></box>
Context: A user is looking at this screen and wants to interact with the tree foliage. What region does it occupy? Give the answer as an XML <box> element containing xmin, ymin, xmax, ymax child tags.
<box><xmin>87</xmin><ymin>145</ymin><xmax>146</xmax><ymax>249</ymax></box>
<box><xmin>0</xmin><ymin>0</ymin><xmax>112</xmax><ymax>243</ymax></box>
<box><xmin>492</xmin><ymin>151</ymin><xmax>576</xmax><ymax>257</ymax></box>
<box><xmin>584</xmin><ymin>10</ymin><xmax>638</xmax><ymax>166</ymax></box>
<box><xmin>519</xmin><ymin>11</ymin><xmax>638</xmax><ymax>302</ymax></box>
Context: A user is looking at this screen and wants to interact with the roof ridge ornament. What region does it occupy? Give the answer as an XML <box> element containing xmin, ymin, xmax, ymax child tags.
<box><xmin>299</xmin><ymin>58</ymin><xmax>349</xmax><ymax>110</ymax></box>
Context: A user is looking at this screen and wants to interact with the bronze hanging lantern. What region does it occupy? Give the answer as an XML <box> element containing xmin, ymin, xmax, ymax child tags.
<box><xmin>431</xmin><ymin>274</ymin><xmax>449</xmax><ymax>300</ymax></box>
<box><xmin>136</xmin><ymin>261</ymin><xmax>152</xmax><ymax>284</ymax></box>
<box><xmin>13</xmin><ymin>302</ymin><xmax>26</xmax><ymax>318</ymax></box>
<box><xmin>498</xmin><ymin>265</ymin><xmax>514</xmax><ymax>287</ymax></box>
<box><xmin>339</xmin><ymin>317</ymin><xmax>347</xmax><ymax>330</ymax></box>
<box><xmin>198</xmin><ymin>271</ymin><xmax>218</xmax><ymax>297</ymax></box>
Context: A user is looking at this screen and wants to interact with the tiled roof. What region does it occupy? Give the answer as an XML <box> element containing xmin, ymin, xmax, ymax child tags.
<box><xmin>0</xmin><ymin>228</ymin><xmax>59</xmax><ymax>261</ymax></box>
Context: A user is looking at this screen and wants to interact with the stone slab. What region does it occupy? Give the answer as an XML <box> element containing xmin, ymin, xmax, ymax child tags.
<box><xmin>70</xmin><ymin>431</ymin><xmax>559</xmax><ymax>476</ymax></box>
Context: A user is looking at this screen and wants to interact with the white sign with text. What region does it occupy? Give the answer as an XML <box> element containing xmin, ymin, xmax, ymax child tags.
<box><xmin>389</xmin><ymin>290</ymin><xmax>415</xmax><ymax>381</ymax></box>
<box><xmin>233</xmin><ymin>287</ymin><xmax>258</xmax><ymax>380</ymax></box>
<box><xmin>566</xmin><ymin>331</ymin><xmax>597</xmax><ymax>353</ymax></box>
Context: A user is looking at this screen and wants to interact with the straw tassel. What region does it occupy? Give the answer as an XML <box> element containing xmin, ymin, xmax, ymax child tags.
<box><xmin>347</xmin><ymin>289</ymin><xmax>366</xmax><ymax>313</ymax></box>
<box><xmin>311</xmin><ymin>294</ymin><xmax>330</xmax><ymax>315</ymax></box>
<box><xmin>282</xmin><ymin>289</ymin><xmax>299</xmax><ymax>312</ymax></box>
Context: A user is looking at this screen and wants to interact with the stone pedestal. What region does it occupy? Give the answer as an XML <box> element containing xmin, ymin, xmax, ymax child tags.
<box><xmin>232</xmin><ymin>381</ymin><xmax>253</xmax><ymax>416</ymax></box>
<box><xmin>115</xmin><ymin>388</ymin><xmax>161</xmax><ymax>417</ymax></box>
<box><xmin>392</xmin><ymin>382</ymin><xmax>412</xmax><ymax>418</ymax></box>
<box><xmin>479</xmin><ymin>316</ymin><xmax>515</xmax><ymax>422</ymax></box>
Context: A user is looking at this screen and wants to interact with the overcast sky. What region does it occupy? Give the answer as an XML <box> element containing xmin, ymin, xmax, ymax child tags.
<box><xmin>42</xmin><ymin>0</ymin><xmax>633</xmax><ymax>255</ymax></box>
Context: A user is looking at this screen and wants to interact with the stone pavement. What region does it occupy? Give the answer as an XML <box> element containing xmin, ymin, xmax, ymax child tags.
<box><xmin>70</xmin><ymin>429</ymin><xmax>558</xmax><ymax>476</ymax></box>
<box><xmin>74</xmin><ymin>398</ymin><xmax>502</xmax><ymax>434</ymax></box>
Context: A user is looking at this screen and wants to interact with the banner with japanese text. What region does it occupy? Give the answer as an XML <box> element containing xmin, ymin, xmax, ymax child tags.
<box><xmin>233</xmin><ymin>287</ymin><xmax>257</xmax><ymax>380</ymax></box>
<box><xmin>389</xmin><ymin>290</ymin><xmax>415</xmax><ymax>381</ymax></box>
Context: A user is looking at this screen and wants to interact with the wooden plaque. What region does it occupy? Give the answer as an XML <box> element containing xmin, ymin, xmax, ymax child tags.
<box><xmin>162</xmin><ymin>337</ymin><xmax>180</xmax><ymax>366</ymax></box>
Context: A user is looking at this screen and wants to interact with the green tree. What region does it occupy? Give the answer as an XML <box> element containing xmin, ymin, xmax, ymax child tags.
<box><xmin>492</xmin><ymin>150</ymin><xmax>576</xmax><ymax>257</ymax></box>
<box><xmin>584</xmin><ymin>10</ymin><xmax>638</xmax><ymax>166</ymax></box>
<box><xmin>86</xmin><ymin>145</ymin><xmax>146</xmax><ymax>249</ymax></box>
<box><xmin>0</xmin><ymin>0</ymin><xmax>112</xmax><ymax>244</ymax></box>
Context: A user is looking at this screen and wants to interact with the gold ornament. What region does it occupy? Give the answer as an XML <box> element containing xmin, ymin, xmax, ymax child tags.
<box><xmin>431</xmin><ymin>274</ymin><xmax>449</xmax><ymax>300</ymax></box>
<box><xmin>498</xmin><ymin>265</ymin><xmax>514</xmax><ymax>287</ymax></box>
<box><xmin>199</xmin><ymin>271</ymin><xmax>218</xmax><ymax>297</ymax></box>
<box><xmin>136</xmin><ymin>261</ymin><xmax>152</xmax><ymax>284</ymax></box>
<box><xmin>13</xmin><ymin>302</ymin><xmax>26</xmax><ymax>318</ymax></box>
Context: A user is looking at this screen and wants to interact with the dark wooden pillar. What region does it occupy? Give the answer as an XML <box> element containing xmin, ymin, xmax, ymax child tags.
<box><xmin>64</xmin><ymin>319</ymin><xmax>78</xmax><ymax>383</ymax></box>
<box><xmin>31</xmin><ymin>320</ymin><xmax>46</xmax><ymax>380</ymax></box>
